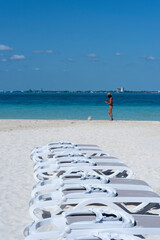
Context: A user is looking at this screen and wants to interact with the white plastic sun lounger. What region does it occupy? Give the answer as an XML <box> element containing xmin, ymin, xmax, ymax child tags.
<box><xmin>29</xmin><ymin>183</ymin><xmax>160</xmax><ymax>220</ymax></box>
<box><xmin>32</xmin><ymin>148</ymin><xmax>110</xmax><ymax>164</ymax></box>
<box><xmin>31</xmin><ymin>170</ymin><xmax>152</xmax><ymax>198</ymax></box>
<box><xmin>31</xmin><ymin>142</ymin><xmax>101</xmax><ymax>156</ymax></box>
<box><xmin>61</xmin><ymin>232</ymin><xmax>160</xmax><ymax>240</ymax></box>
<box><xmin>49</xmin><ymin>147</ymin><xmax>106</xmax><ymax>155</ymax></box>
<box><xmin>33</xmin><ymin>155</ymin><xmax>123</xmax><ymax>170</ymax></box>
<box><xmin>24</xmin><ymin>200</ymin><xmax>160</xmax><ymax>239</ymax></box>
<box><xmin>24</xmin><ymin>230</ymin><xmax>160</xmax><ymax>240</ymax></box>
<box><xmin>34</xmin><ymin>161</ymin><xmax>133</xmax><ymax>182</ymax></box>
<box><xmin>31</xmin><ymin>142</ymin><xmax>107</xmax><ymax>161</ymax></box>
<box><xmin>31</xmin><ymin>142</ymin><xmax>100</xmax><ymax>151</ymax></box>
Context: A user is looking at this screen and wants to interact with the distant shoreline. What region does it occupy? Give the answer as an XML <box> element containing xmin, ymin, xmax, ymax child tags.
<box><xmin>0</xmin><ymin>90</ymin><xmax>160</xmax><ymax>93</ymax></box>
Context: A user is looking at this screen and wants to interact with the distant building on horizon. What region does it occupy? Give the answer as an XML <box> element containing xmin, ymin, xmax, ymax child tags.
<box><xmin>116</xmin><ymin>87</ymin><xmax>124</xmax><ymax>93</ymax></box>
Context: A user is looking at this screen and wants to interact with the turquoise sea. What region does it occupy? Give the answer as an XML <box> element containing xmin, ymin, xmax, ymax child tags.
<box><xmin>0</xmin><ymin>92</ymin><xmax>160</xmax><ymax>121</ymax></box>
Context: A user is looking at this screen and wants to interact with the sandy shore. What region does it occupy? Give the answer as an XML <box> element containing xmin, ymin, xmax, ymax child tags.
<box><xmin>0</xmin><ymin>119</ymin><xmax>160</xmax><ymax>240</ymax></box>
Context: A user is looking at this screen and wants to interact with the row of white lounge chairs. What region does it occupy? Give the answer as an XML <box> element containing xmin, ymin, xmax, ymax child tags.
<box><xmin>24</xmin><ymin>141</ymin><xmax>160</xmax><ymax>240</ymax></box>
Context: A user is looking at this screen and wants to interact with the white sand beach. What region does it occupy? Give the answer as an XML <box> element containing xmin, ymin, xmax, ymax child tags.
<box><xmin>0</xmin><ymin>119</ymin><xmax>160</xmax><ymax>240</ymax></box>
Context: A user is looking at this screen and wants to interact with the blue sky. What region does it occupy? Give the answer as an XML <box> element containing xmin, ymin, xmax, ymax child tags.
<box><xmin>0</xmin><ymin>0</ymin><xmax>160</xmax><ymax>91</ymax></box>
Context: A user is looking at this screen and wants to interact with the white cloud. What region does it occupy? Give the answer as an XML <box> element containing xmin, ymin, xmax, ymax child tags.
<box><xmin>1</xmin><ymin>58</ymin><xmax>7</xmax><ymax>62</ymax></box>
<box><xmin>68</xmin><ymin>58</ymin><xmax>74</xmax><ymax>62</ymax></box>
<box><xmin>0</xmin><ymin>44</ymin><xmax>13</xmax><ymax>51</ymax></box>
<box><xmin>141</xmin><ymin>56</ymin><xmax>156</xmax><ymax>61</ymax></box>
<box><xmin>10</xmin><ymin>55</ymin><xmax>26</xmax><ymax>60</ymax></box>
<box><xmin>33</xmin><ymin>67</ymin><xmax>40</xmax><ymax>71</ymax></box>
<box><xmin>87</xmin><ymin>53</ymin><xmax>97</xmax><ymax>58</ymax></box>
<box><xmin>45</xmin><ymin>50</ymin><xmax>53</xmax><ymax>53</ymax></box>
<box><xmin>146</xmin><ymin>56</ymin><xmax>156</xmax><ymax>61</ymax></box>
<box><xmin>90</xmin><ymin>58</ymin><xmax>99</xmax><ymax>62</ymax></box>
<box><xmin>87</xmin><ymin>53</ymin><xmax>99</xmax><ymax>62</ymax></box>
<box><xmin>115</xmin><ymin>52</ymin><xmax>123</xmax><ymax>56</ymax></box>
<box><xmin>32</xmin><ymin>50</ymin><xmax>53</xmax><ymax>54</ymax></box>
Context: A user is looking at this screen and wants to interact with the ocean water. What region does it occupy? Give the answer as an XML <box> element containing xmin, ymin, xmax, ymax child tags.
<box><xmin>0</xmin><ymin>92</ymin><xmax>160</xmax><ymax>121</ymax></box>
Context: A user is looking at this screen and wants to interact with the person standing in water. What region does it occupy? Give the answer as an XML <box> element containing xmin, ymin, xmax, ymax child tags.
<box><xmin>105</xmin><ymin>93</ymin><xmax>113</xmax><ymax>121</ymax></box>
